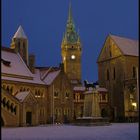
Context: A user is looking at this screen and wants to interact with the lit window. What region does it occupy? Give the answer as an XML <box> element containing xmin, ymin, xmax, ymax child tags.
<box><xmin>132</xmin><ymin>102</ymin><xmax>137</xmax><ymax>111</ymax></box>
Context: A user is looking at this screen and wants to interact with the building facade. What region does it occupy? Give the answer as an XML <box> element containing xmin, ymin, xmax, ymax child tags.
<box><xmin>1</xmin><ymin>24</ymin><xmax>74</xmax><ymax>126</ymax></box>
<box><xmin>97</xmin><ymin>34</ymin><xmax>139</xmax><ymax>121</ymax></box>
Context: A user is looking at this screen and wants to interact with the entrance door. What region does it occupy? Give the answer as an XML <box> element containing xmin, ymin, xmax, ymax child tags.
<box><xmin>26</xmin><ymin>112</ymin><xmax>32</xmax><ymax>125</ymax></box>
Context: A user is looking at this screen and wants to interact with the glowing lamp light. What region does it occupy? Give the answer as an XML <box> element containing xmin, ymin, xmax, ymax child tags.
<box><xmin>132</xmin><ymin>102</ymin><xmax>137</xmax><ymax>107</ymax></box>
<box><xmin>71</xmin><ymin>55</ymin><xmax>76</xmax><ymax>59</ymax></box>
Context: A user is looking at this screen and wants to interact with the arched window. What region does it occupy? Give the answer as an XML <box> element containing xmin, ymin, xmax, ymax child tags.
<box><xmin>113</xmin><ymin>67</ymin><xmax>116</xmax><ymax>80</ymax></box>
<box><xmin>18</xmin><ymin>42</ymin><xmax>20</xmax><ymax>52</ymax></box>
<box><xmin>6</xmin><ymin>100</ymin><xmax>10</xmax><ymax>110</ymax></box>
<box><xmin>23</xmin><ymin>88</ymin><xmax>26</xmax><ymax>91</ymax></box>
<box><xmin>2</xmin><ymin>98</ymin><xmax>6</xmax><ymax>107</ymax></box>
<box><xmin>54</xmin><ymin>91</ymin><xmax>59</xmax><ymax>97</ymax></box>
<box><xmin>10</xmin><ymin>87</ymin><xmax>13</xmax><ymax>94</ymax></box>
<box><xmin>2</xmin><ymin>85</ymin><xmax>6</xmax><ymax>90</ymax></box>
<box><xmin>35</xmin><ymin>90</ymin><xmax>38</xmax><ymax>97</ymax></box>
<box><xmin>10</xmin><ymin>103</ymin><xmax>14</xmax><ymax>113</ymax></box>
<box><xmin>14</xmin><ymin>106</ymin><xmax>17</xmax><ymax>115</ymax></box>
<box><xmin>20</xmin><ymin>87</ymin><xmax>23</xmax><ymax>92</ymax></box>
<box><xmin>107</xmin><ymin>69</ymin><xmax>110</xmax><ymax>80</ymax></box>
<box><xmin>23</xmin><ymin>43</ymin><xmax>26</xmax><ymax>56</ymax></box>
<box><xmin>7</xmin><ymin>86</ymin><xmax>10</xmax><ymax>92</ymax></box>
<box><xmin>132</xmin><ymin>67</ymin><xmax>136</xmax><ymax>78</ymax></box>
<box><xmin>65</xmin><ymin>92</ymin><xmax>69</xmax><ymax>98</ymax></box>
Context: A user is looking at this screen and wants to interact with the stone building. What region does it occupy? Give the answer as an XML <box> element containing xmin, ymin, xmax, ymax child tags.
<box><xmin>97</xmin><ymin>34</ymin><xmax>139</xmax><ymax>121</ymax></box>
<box><xmin>1</xmin><ymin>24</ymin><xmax>73</xmax><ymax>126</ymax></box>
<box><xmin>36</xmin><ymin>65</ymin><xmax>73</xmax><ymax>124</ymax></box>
<box><xmin>73</xmin><ymin>86</ymin><xmax>85</xmax><ymax>119</ymax></box>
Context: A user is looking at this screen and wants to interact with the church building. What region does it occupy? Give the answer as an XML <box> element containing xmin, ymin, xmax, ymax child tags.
<box><xmin>97</xmin><ymin>34</ymin><xmax>139</xmax><ymax>121</ymax></box>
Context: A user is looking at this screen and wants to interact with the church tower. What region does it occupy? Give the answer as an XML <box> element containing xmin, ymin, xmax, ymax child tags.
<box><xmin>10</xmin><ymin>25</ymin><xmax>29</xmax><ymax>65</ymax></box>
<box><xmin>61</xmin><ymin>3</ymin><xmax>82</xmax><ymax>84</ymax></box>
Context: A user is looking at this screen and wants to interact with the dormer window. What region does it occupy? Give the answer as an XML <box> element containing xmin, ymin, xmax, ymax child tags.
<box><xmin>1</xmin><ymin>59</ymin><xmax>11</xmax><ymax>67</ymax></box>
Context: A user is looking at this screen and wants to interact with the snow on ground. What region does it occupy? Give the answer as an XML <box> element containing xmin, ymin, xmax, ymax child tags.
<box><xmin>2</xmin><ymin>123</ymin><xmax>138</xmax><ymax>140</ymax></box>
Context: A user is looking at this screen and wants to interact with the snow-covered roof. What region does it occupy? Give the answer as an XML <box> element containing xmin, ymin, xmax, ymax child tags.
<box><xmin>1</xmin><ymin>48</ymin><xmax>45</xmax><ymax>85</ymax></box>
<box><xmin>32</xmin><ymin>69</ymin><xmax>46</xmax><ymax>84</ymax></box>
<box><xmin>2</xmin><ymin>49</ymin><xmax>33</xmax><ymax>78</ymax></box>
<box><xmin>43</xmin><ymin>70</ymin><xmax>61</xmax><ymax>85</ymax></box>
<box><xmin>84</xmin><ymin>87</ymin><xmax>107</xmax><ymax>94</ymax></box>
<box><xmin>15</xmin><ymin>91</ymin><xmax>29</xmax><ymax>102</ymax></box>
<box><xmin>97</xmin><ymin>87</ymin><xmax>108</xmax><ymax>92</ymax></box>
<box><xmin>110</xmin><ymin>35</ymin><xmax>139</xmax><ymax>56</ymax></box>
<box><xmin>40</xmin><ymin>67</ymin><xmax>52</xmax><ymax>80</ymax></box>
<box><xmin>1</xmin><ymin>69</ymin><xmax>46</xmax><ymax>85</ymax></box>
<box><xmin>73</xmin><ymin>86</ymin><xmax>85</xmax><ymax>91</ymax></box>
<box><xmin>13</xmin><ymin>25</ymin><xmax>27</xmax><ymax>39</ymax></box>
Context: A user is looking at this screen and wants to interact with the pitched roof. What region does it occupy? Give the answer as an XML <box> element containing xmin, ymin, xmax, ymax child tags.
<box><xmin>1</xmin><ymin>48</ymin><xmax>45</xmax><ymax>85</ymax></box>
<box><xmin>110</xmin><ymin>34</ymin><xmax>139</xmax><ymax>56</ymax></box>
<box><xmin>2</xmin><ymin>49</ymin><xmax>33</xmax><ymax>78</ymax></box>
<box><xmin>43</xmin><ymin>70</ymin><xmax>61</xmax><ymax>85</ymax></box>
<box><xmin>13</xmin><ymin>25</ymin><xmax>27</xmax><ymax>39</ymax></box>
<box><xmin>97</xmin><ymin>87</ymin><xmax>108</xmax><ymax>92</ymax></box>
<box><xmin>15</xmin><ymin>91</ymin><xmax>30</xmax><ymax>102</ymax></box>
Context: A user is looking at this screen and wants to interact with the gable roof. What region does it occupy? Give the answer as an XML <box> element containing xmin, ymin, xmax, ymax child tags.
<box><xmin>110</xmin><ymin>34</ymin><xmax>138</xmax><ymax>56</ymax></box>
<box><xmin>43</xmin><ymin>70</ymin><xmax>61</xmax><ymax>85</ymax></box>
<box><xmin>1</xmin><ymin>47</ymin><xmax>45</xmax><ymax>85</ymax></box>
<box><xmin>2</xmin><ymin>48</ymin><xmax>33</xmax><ymax>78</ymax></box>
<box><xmin>15</xmin><ymin>91</ymin><xmax>30</xmax><ymax>102</ymax></box>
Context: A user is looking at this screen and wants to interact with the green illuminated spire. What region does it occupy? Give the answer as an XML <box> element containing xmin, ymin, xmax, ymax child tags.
<box><xmin>68</xmin><ymin>1</ymin><xmax>73</xmax><ymax>23</ymax></box>
<box><xmin>63</xmin><ymin>1</ymin><xmax>79</xmax><ymax>44</ymax></box>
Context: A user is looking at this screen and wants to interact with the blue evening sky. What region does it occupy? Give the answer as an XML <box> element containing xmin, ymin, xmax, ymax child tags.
<box><xmin>2</xmin><ymin>0</ymin><xmax>138</xmax><ymax>83</ymax></box>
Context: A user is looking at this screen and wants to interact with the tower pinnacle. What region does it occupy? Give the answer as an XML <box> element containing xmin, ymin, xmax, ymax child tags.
<box><xmin>13</xmin><ymin>25</ymin><xmax>27</xmax><ymax>39</ymax></box>
<box><xmin>68</xmin><ymin>1</ymin><xmax>73</xmax><ymax>23</ymax></box>
<box><xmin>63</xmin><ymin>2</ymin><xmax>80</xmax><ymax>44</ymax></box>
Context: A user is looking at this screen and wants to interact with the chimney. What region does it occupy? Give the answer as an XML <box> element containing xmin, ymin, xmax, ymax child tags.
<box><xmin>29</xmin><ymin>54</ymin><xmax>35</xmax><ymax>73</ymax></box>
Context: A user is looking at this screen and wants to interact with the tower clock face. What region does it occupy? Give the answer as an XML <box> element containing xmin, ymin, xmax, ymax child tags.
<box><xmin>71</xmin><ymin>55</ymin><xmax>76</xmax><ymax>60</ymax></box>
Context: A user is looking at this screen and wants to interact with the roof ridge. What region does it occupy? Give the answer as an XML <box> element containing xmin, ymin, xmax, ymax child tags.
<box><xmin>110</xmin><ymin>34</ymin><xmax>138</xmax><ymax>42</ymax></box>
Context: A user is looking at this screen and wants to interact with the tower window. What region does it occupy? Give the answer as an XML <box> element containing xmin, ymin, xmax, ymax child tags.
<box><xmin>23</xmin><ymin>42</ymin><xmax>25</xmax><ymax>48</ymax></box>
<box><xmin>18</xmin><ymin>42</ymin><xmax>20</xmax><ymax>51</ymax></box>
<box><xmin>113</xmin><ymin>67</ymin><xmax>116</xmax><ymax>80</ymax></box>
<box><xmin>109</xmin><ymin>50</ymin><xmax>112</xmax><ymax>57</ymax></box>
<box><xmin>132</xmin><ymin>67</ymin><xmax>136</xmax><ymax>78</ymax></box>
<box><xmin>107</xmin><ymin>69</ymin><xmax>110</xmax><ymax>80</ymax></box>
